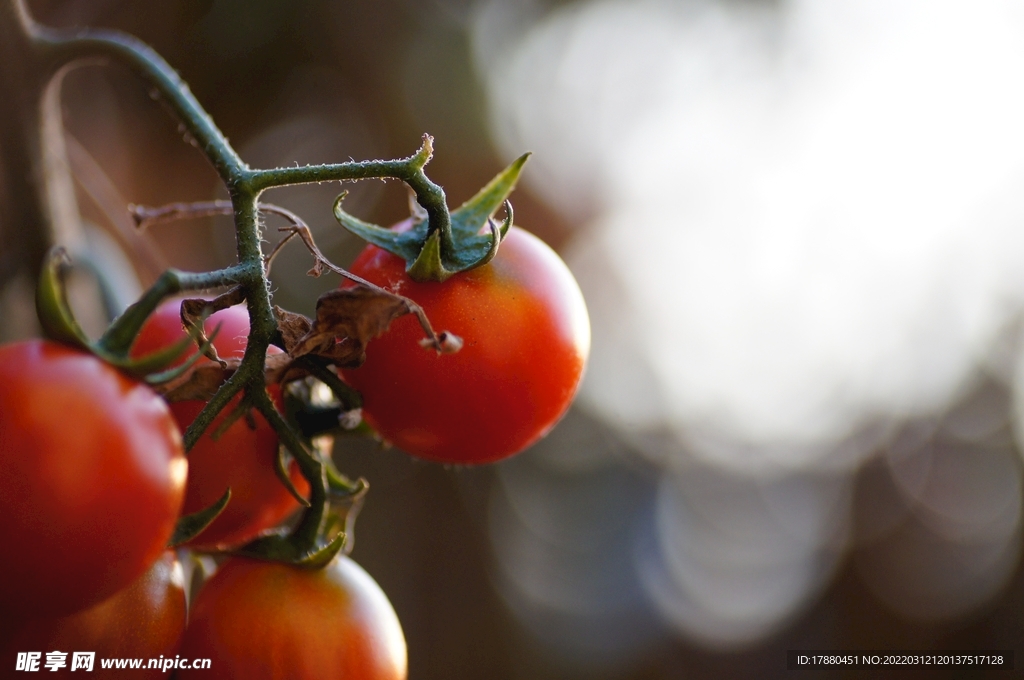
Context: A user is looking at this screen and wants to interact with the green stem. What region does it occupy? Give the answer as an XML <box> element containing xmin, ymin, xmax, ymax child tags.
<box><xmin>252</xmin><ymin>390</ymin><xmax>327</xmax><ymax>552</ymax></box>
<box><xmin>6</xmin><ymin>0</ymin><xmax>459</xmax><ymax>562</ymax></box>
<box><xmin>181</xmin><ymin>366</ymin><xmax>244</xmax><ymax>451</ymax></box>
<box><xmin>26</xmin><ymin>18</ymin><xmax>246</xmax><ymax>184</ymax></box>
<box><xmin>246</xmin><ymin>136</ymin><xmax>453</xmax><ymax>252</ymax></box>
<box><xmin>99</xmin><ymin>265</ymin><xmax>250</xmax><ymax>355</ymax></box>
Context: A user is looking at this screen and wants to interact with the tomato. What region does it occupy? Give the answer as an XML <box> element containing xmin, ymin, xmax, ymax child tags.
<box><xmin>342</xmin><ymin>225</ymin><xmax>590</xmax><ymax>464</ymax></box>
<box><xmin>1</xmin><ymin>551</ymin><xmax>186</xmax><ymax>675</ymax></box>
<box><xmin>131</xmin><ymin>300</ymin><xmax>309</xmax><ymax>548</ymax></box>
<box><xmin>0</xmin><ymin>341</ymin><xmax>186</xmax><ymax>618</ymax></box>
<box><xmin>176</xmin><ymin>555</ymin><xmax>406</xmax><ymax>680</ymax></box>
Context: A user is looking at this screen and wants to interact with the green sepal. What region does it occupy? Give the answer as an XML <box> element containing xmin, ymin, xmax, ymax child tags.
<box><xmin>293</xmin><ymin>531</ymin><xmax>347</xmax><ymax>569</ymax></box>
<box><xmin>36</xmin><ymin>247</ymin><xmax>92</xmax><ymax>350</ymax></box>
<box><xmin>138</xmin><ymin>322</ymin><xmax>222</xmax><ymax>385</ymax></box>
<box><xmin>322</xmin><ymin>471</ymin><xmax>367</xmax><ymax>551</ymax></box>
<box><xmin>333</xmin><ymin>193</ymin><xmax>426</xmax><ymax>263</ymax></box>
<box><xmin>333</xmin><ymin>153</ymin><xmax>529</xmax><ymax>282</ymax></box>
<box><xmin>35</xmin><ymin>248</ymin><xmax>220</xmax><ymax>381</ymax></box>
<box><xmin>168</xmin><ymin>488</ymin><xmax>231</xmax><ymax>547</ymax></box>
<box><xmin>127</xmin><ymin>335</ymin><xmax>194</xmax><ymax>377</ymax></box>
<box><xmin>230</xmin><ymin>528</ymin><xmax>347</xmax><ymax>570</ymax></box>
<box><xmin>229</xmin><ymin>532</ymin><xmax>295</xmax><ymax>563</ymax></box>
<box><xmin>98</xmin><ymin>288</ymin><xmax>169</xmax><ymax>356</ymax></box>
<box><xmin>325</xmin><ymin>459</ymin><xmax>367</xmax><ymax>497</ymax></box>
<box><xmin>449</xmin><ymin>153</ymin><xmax>528</xmax><ymax>239</ymax></box>
<box><xmin>275</xmin><ymin>446</ymin><xmax>312</xmax><ymax>507</ymax></box>
<box><xmin>405</xmin><ymin>229</ymin><xmax>446</xmax><ymax>281</ymax></box>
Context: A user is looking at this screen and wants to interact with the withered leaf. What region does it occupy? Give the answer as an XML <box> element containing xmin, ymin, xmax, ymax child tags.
<box><xmin>290</xmin><ymin>286</ymin><xmax>412</xmax><ymax>368</ymax></box>
<box><xmin>155</xmin><ymin>358</ymin><xmax>238</xmax><ymax>402</ymax></box>
<box><xmin>274</xmin><ymin>306</ymin><xmax>313</xmax><ymax>354</ymax></box>
<box><xmin>154</xmin><ymin>286</ymin><xmax>419</xmax><ymax>401</ymax></box>
<box><xmin>152</xmin><ymin>352</ymin><xmax>295</xmax><ymax>402</ymax></box>
<box><xmin>180</xmin><ymin>287</ymin><xmax>246</xmax><ymax>366</ymax></box>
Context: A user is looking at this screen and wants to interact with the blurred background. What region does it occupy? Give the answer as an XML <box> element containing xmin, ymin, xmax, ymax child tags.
<box><xmin>3</xmin><ymin>0</ymin><xmax>1024</xmax><ymax>677</ymax></box>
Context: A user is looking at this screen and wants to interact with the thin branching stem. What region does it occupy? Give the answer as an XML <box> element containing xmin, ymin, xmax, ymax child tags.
<box><xmin>130</xmin><ymin>200</ymin><xmax>235</xmax><ymax>228</ymax></box>
<box><xmin>251</xmin><ymin>389</ymin><xmax>327</xmax><ymax>551</ymax></box>
<box><xmin>247</xmin><ymin>135</ymin><xmax>454</xmax><ymax>254</ymax></box>
<box><xmin>5</xmin><ymin>0</ymin><xmax>458</xmax><ymax>558</ymax></box>
<box><xmin>25</xmin><ymin>21</ymin><xmax>246</xmax><ymax>183</ymax></box>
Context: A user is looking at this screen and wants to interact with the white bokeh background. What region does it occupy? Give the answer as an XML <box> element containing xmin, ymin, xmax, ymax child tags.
<box><xmin>469</xmin><ymin>0</ymin><xmax>1024</xmax><ymax>655</ymax></box>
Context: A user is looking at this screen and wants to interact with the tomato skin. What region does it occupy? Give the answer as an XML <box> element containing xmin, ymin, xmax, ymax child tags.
<box><xmin>342</xmin><ymin>225</ymin><xmax>590</xmax><ymax>464</ymax></box>
<box><xmin>131</xmin><ymin>301</ymin><xmax>309</xmax><ymax>548</ymax></box>
<box><xmin>1</xmin><ymin>551</ymin><xmax>186</xmax><ymax>675</ymax></box>
<box><xmin>177</xmin><ymin>556</ymin><xmax>407</xmax><ymax>680</ymax></box>
<box><xmin>0</xmin><ymin>341</ymin><xmax>186</xmax><ymax>618</ymax></box>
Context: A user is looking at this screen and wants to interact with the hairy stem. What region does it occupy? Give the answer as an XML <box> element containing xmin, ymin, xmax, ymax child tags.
<box><xmin>27</xmin><ymin>23</ymin><xmax>246</xmax><ymax>183</ymax></box>
<box><xmin>6</xmin><ymin>0</ymin><xmax>458</xmax><ymax>558</ymax></box>
<box><xmin>247</xmin><ymin>135</ymin><xmax>454</xmax><ymax>253</ymax></box>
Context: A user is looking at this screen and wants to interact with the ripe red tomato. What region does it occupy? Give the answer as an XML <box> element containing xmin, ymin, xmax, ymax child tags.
<box><xmin>342</xmin><ymin>225</ymin><xmax>590</xmax><ymax>464</ymax></box>
<box><xmin>177</xmin><ymin>556</ymin><xmax>407</xmax><ymax>680</ymax></box>
<box><xmin>131</xmin><ymin>300</ymin><xmax>309</xmax><ymax>548</ymax></box>
<box><xmin>1</xmin><ymin>551</ymin><xmax>186</xmax><ymax>674</ymax></box>
<box><xmin>0</xmin><ymin>341</ymin><xmax>186</xmax><ymax>617</ymax></box>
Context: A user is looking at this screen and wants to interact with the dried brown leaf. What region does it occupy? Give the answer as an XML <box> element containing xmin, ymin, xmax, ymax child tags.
<box><xmin>180</xmin><ymin>287</ymin><xmax>246</xmax><ymax>366</ymax></box>
<box><xmin>155</xmin><ymin>286</ymin><xmax>415</xmax><ymax>401</ymax></box>
<box><xmin>289</xmin><ymin>286</ymin><xmax>412</xmax><ymax>368</ymax></box>
<box><xmin>155</xmin><ymin>359</ymin><xmax>238</xmax><ymax>402</ymax></box>
<box><xmin>273</xmin><ymin>306</ymin><xmax>313</xmax><ymax>354</ymax></box>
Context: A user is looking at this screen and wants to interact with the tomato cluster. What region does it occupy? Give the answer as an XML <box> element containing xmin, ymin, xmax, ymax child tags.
<box><xmin>0</xmin><ymin>312</ymin><xmax>404</xmax><ymax>678</ymax></box>
<box><xmin>130</xmin><ymin>300</ymin><xmax>310</xmax><ymax>549</ymax></box>
<box><xmin>1</xmin><ymin>215</ymin><xmax>587</xmax><ymax>676</ymax></box>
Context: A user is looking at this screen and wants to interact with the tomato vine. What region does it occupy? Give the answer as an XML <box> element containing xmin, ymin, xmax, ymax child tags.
<box><xmin>0</xmin><ymin>0</ymin><xmax>590</xmax><ymax>577</ymax></box>
<box><xmin>0</xmin><ymin>0</ymin><xmax>542</xmax><ymax>567</ymax></box>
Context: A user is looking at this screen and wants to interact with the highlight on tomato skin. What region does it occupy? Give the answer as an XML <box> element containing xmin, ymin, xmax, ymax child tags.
<box><xmin>177</xmin><ymin>555</ymin><xmax>408</xmax><ymax>680</ymax></box>
<box><xmin>131</xmin><ymin>299</ymin><xmax>309</xmax><ymax>549</ymax></box>
<box><xmin>0</xmin><ymin>340</ymin><xmax>187</xmax><ymax>619</ymax></box>
<box><xmin>342</xmin><ymin>224</ymin><xmax>591</xmax><ymax>465</ymax></box>
<box><xmin>0</xmin><ymin>551</ymin><xmax>187</xmax><ymax>673</ymax></box>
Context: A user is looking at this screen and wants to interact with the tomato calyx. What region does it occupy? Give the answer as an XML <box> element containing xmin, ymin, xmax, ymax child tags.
<box><xmin>230</xmin><ymin>459</ymin><xmax>368</xmax><ymax>569</ymax></box>
<box><xmin>333</xmin><ymin>142</ymin><xmax>530</xmax><ymax>282</ymax></box>
<box><xmin>169</xmin><ymin>488</ymin><xmax>232</xmax><ymax>547</ymax></box>
<box><xmin>35</xmin><ymin>246</ymin><xmax>220</xmax><ymax>383</ymax></box>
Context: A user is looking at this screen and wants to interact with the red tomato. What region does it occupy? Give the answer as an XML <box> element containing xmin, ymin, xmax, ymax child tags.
<box><xmin>0</xmin><ymin>341</ymin><xmax>186</xmax><ymax>617</ymax></box>
<box><xmin>342</xmin><ymin>225</ymin><xmax>590</xmax><ymax>464</ymax></box>
<box><xmin>177</xmin><ymin>556</ymin><xmax>407</xmax><ymax>680</ymax></box>
<box><xmin>1</xmin><ymin>551</ymin><xmax>187</xmax><ymax>675</ymax></box>
<box><xmin>131</xmin><ymin>300</ymin><xmax>309</xmax><ymax>548</ymax></box>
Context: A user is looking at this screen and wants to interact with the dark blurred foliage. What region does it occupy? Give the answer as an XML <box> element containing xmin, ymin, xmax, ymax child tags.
<box><xmin>5</xmin><ymin>1</ymin><xmax>1024</xmax><ymax>678</ymax></box>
